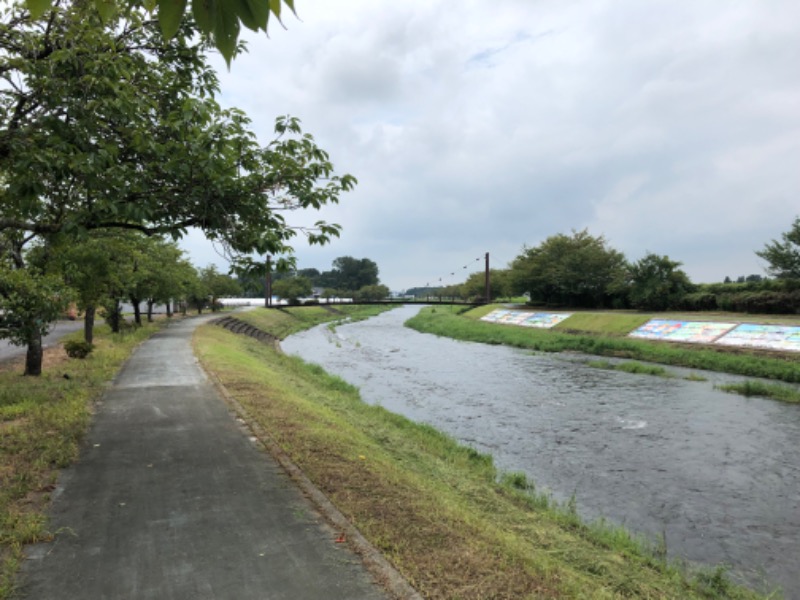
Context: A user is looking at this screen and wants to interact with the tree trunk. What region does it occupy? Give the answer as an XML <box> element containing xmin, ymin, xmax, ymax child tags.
<box><xmin>108</xmin><ymin>299</ymin><xmax>121</xmax><ymax>333</ymax></box>
<box><xmin>25</xmin><ymin>333</ymin><xmax>43</xmax><ymax>376</ymax></box>
<box><xmin>84</xmin><ymin>305</ymin><xmax>95</xmax><ymax>344</ymax></box>
<box><xmin>146</xmin><ymin>300</ymin><xmax>154</xmax><ymax>322</ymax></box>
<box><xmin>131</xmin><ymin>298</ymin><xmax>142</xmax><ymax>325</ymax></box>
<box><xmin>166</xmin><ymin>301</ymin><xmax>173</xmax><ymax>318</ymax></box>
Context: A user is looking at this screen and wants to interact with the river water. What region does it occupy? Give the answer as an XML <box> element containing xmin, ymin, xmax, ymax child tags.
<box><xmin>282</xmin><ymin>306</ymin><xmax>800</xmax><ymax>597</ymax></box>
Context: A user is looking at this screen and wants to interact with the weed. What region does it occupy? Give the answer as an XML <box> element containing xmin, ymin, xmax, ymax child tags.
<box><xmin>716</xmin><ymin>380</ymin><xmax>800</xmax><ymax>404</ymax></box>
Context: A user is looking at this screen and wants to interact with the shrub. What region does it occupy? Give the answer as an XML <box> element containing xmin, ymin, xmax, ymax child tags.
<box><xmin>64</xmin><ymin>340</ymin><xmax>94</xmax><ymax>359</ymax></box>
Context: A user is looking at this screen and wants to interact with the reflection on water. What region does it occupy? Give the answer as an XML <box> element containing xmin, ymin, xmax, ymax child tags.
<box><xmin>283</xmin><ymin>306</ymin><xmax>800</xmax><ymax>597</ymax></box>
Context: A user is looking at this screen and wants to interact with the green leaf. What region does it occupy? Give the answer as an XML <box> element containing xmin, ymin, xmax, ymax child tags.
<box><xmin>190</xmin><ymin>0</ymin><xmax>215</xmax><ymax>34</ymax></box>
<box><xmin>158</xmin><ymin>0</ymin><xmax>188</xmax><ymax>39</ymax></box>
<box><xmin>283</xmin><ymin>0</ymin><xmax>297</xmax><ymax>16</ymax></box>
<box><xmin>93</xmin><ymin>0</ymin><xmax>117</xmax><ymax>21</ymax></box>
<box><xmin>143</xmin><ymin>0</ymin><xmax>158</xmax><ymax>12</ymax></box>
<box><xmin>213</xmin><ymin>4</ymin><xmax>240</xmax><ymax>66</ymax></box>
<box><xmin>236</xmin><ymin>0</ymin><xmax>269</xmax><ymax>31</ymax></box>
<box><xmin>25</xmin><ymin>0</ymin><xmax>54</xmax><ymax>19</ymax></box>
<box><xmin>269</xmin><ymin>0</ymin><xmax>281</xmax><ymax>18</ymax></box>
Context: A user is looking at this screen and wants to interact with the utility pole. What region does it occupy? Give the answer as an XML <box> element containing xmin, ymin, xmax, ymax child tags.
<box><xmin>484</xmin><ymin>252</ymin><xmax>490</xmax><ymax>304</ymax></box>
<box><xmin>265</xmin><ymin>255</ymin><xmax>272</xmax><ymax>308</ymax></box>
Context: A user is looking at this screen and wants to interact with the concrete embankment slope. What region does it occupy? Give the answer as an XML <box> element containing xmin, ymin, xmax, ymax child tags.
<box><xmin>18</xmin><ymin>316</ymin><xmax>388</xmax><ymax>600</ymax></box>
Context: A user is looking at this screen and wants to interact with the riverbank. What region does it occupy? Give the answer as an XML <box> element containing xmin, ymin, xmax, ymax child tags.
<box><xmin>194</xmin><ymin>306</ymin><xmax>769</xmax><ymax>599</ymax></box>
<box><xmin>406</xmin><ymin>305</ymin><xmax>800</xmax><ymax>395</ymax></box>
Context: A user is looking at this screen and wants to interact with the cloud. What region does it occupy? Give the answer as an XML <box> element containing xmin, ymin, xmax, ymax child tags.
<box><xmin>181</xmin><ymin>0</ymin><xmax>800</xmax><ymax>290</ymax></box>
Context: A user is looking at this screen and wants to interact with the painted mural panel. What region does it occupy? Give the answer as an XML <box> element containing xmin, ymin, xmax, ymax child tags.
<box><xmin>629</xmin><ymin>320</ymin><xmax>737</xmax><ymax>344</ymax></box>
<box><xmin>715</xmin><ymin>324</ymin><xmax>800</xmax><ymax>352</ymax></box>
<box><xmin>480</xmin><ymin>310</ymin><xmax>571</xmax><ymax>329</ymax></box>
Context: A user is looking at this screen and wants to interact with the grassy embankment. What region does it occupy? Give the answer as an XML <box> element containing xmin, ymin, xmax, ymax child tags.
<box><xmin>194</xmin><ymin>306</ymin><xmax>770</xmax><ymax>599</ymax></box>
<box><xmin>0</xmin><ymin>320</ymin><xmax>168</xmax><ymax>599</ymax></box>
<box><xmin>407</xmin><ymin>305</ymin><xmax>800</xmax><ymax>403</ymax></box>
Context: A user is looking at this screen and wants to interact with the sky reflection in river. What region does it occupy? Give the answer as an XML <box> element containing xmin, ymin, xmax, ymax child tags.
<box><xmin>282</xmin><ymin>306</ymin><xmax>800</xmax><ymax>597</ymax></box>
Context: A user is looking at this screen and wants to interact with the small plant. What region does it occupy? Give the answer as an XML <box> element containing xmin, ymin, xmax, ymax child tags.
<box><xmin>63</xmin><ymin>340</ymin><xmax>94</xmax><ymax>359</ymax></box>
<box><xmin>501</xmin><ymin>471</ymin><xmax>531</xmax><ymax>491</ymax></box>
<box><xmin>685</xmin><ymin>373</ymin><xmax>708</xmax><ymax>382</ymax></box>
<box><xmin>717</xmin><ymin>380</ymin><xmax>800</xmax><ymax>403</ymax></box>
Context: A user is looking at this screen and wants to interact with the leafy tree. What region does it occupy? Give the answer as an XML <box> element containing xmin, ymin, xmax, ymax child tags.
<box><xmin>25</xmin><ymin>0</ymin><xmax>296</xmax><ymax>65</ymax></box>
<box><xmin>756</xmin><ymin>218</ymin><xmax>800</xmax><ymax>280</ymax></box>
<box><xmin>509</xmin><ymin>230</ymin><xmax>628</xmax><ymax>308</ymax></box>
<box><xmin>43</xmin><ymin>232</ymin><xmax>135</xmax><ymax>343</ymax></box>
<box><xmin>0</xmin><ymin>267</ymin><xmax>72</xmax><ymax>375</ymax></box>
<box><xmin>355</xmin><ymin>284</ymin><xmax>390</xmax><ymax>302</ymax></box>
<box><xmin>460</xmin><ymin>269</ymin><xmax>511</xmax><ymax>301</ymax></box>
<box><xmin>0</xmin><ymin>2</ymin><xmax>354</xmax><ymax>373</ymax></box>
<box><xmin>1</xmin><ymin>3</ymin><xmax>352</xmax><ymax>261</ymax></box>
<box><xmin>627</xmin><ymin>253</ymin><xmax>693</xmax><ymax>311</ymax></box>
<box><xmin>199</xmin><ymin>265</ymin><xmax>243</xmax><ymax>310</ymax></box>
<box><xmin>273</xmin><ymin>276</ymin><xmax>312</xmax><ymax>303</ymax></box>
<box><xmin>319</xmin><ymin>256</ymin><xmax>380</xmax><ymax>291</ymax></box>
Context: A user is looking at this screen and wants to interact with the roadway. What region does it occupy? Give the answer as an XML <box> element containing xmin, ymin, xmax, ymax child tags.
<box><xmin>0</xmin><ymin>319</ymin><xmax>85</xmax><ymax>364</ymax></box>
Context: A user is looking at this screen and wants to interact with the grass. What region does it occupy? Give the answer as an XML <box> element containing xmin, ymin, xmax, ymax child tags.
<box><xmin>555</xmin><ymin>312</ymin><xmax>652</xmax><ymax>336</ymax></box>
<box><xmin>587</xmin><ymin>359</ymin><xmax>672</xmax><ymax>377</ymax></box>
<box><xmin>406</xmin><ymin>305</ymin><xmax>800</xmax><ymax>387</ymax></box>
<box><xmin>194</xmin><ymin>308</ymin><xmax>771</xmax><ymax>599</ymax></box>
<box><xmin>234</xmin><ymin>304</ymin><xmax>393</xmax><ymax>339</ymax></box>
<box><xmin>716</xmin><ymin>380</ymin><xmax>800</xmax><ymax>403</ymax></box>
<box><xmin>0</xmin><ymin>320</ymin><xmax>169</xmax><ymax>600</ymax></box>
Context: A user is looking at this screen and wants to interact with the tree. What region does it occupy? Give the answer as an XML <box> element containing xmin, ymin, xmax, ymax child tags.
<box><xmin>199</xmin><ymin>265</ymin><xmax>243</xmax><ymax>310</ymax></box>
<box><xmin>509</xmin><ymin>230</ymin><xmax>628</xmax><ymax>308</ymax></box>
<box><xmin>319</xmin><ymin>257</ymin><xmax>379</xmax><ymax>291</ymax></box>
<box><xmin>461</xmin><ymin>269</ymin><xmax>511</xmax><ymax>301</ymax></box>
<box><xmin>24</xmin><ymin>0</ymin><xmax>296</xmax><ymax>65</ymax></box>
<box><xmin>0</xmin><ymin>2</ymin><xmax>355</xmax><ymax>373</ymax></box>
<box><xmin>272</xmin><ymin>276</ymin><xmax>312</xmax><ymax>303</ymax></box>
<box><xmin>355</xmin><ymin>284</ymin><xmax>390</xmax><ymax>302</ymax></box>
<box><xmin>0</xmin><ymin>267</ymin><xmax>71</xmax><ymax>375</ymax></box>
<box><xmin>1</xmin><ymin>3</ymin><xmax>352</xmax><ymax>261</ymax></box>
<box><xmin>756</xmin><ymin>217</ymin><xmax>800</xmax><ymax>280</ymax></box>
<box><xmin>627</xmin><ymin>253</ymin><xmax>693</xmax><ymax>311</ymax></box>
<box><xmin>42</xmin><ymin>232</ymin><xmax>135</xmax><ymax>343</ymax></box>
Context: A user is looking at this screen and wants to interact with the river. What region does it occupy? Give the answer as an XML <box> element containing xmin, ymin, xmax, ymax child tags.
<box><xmin>282</xmin><ymin>305</ymin><xmax>800</xmax><ymax>597</ymax></box>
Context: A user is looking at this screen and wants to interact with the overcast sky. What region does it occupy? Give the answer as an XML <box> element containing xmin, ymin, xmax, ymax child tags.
<box><xmin>179</xmin><ymin>0</ymin><xmax>800</xmax><ymax>292</ymax></box>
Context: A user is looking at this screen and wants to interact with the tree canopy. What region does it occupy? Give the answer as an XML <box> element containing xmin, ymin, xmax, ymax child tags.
<box><xmin>24</xmin><ymin>0</ymin><xmax>296</xmax><ymax>65</ymax></box>
<box><xmin>509</xmin><ymin>230</ymin><xmax>627</xmax><ymax>308</ymax></box>
<box><xmin>318</xmin><ymin>256</ymin><xmax>380</xmax><ymax>291</ymax></box>
<box><xmin>756</xmin><ymin>217</ymin><xmax>800</xmax><ymax>280</ymax></box>
<box><xmin>1</xmin><ymin>1</ymin><xmax>353</xmax><ymax>263</ymax></box>
<box><xmin>0</xmin><ymin>1</ymin><xmax>354</xmax><ymax>374</ymax></box>
<box><xmin>627</xmin><ymin>253</ymin><xmax>693</xmax><ymax>311</ymax></box>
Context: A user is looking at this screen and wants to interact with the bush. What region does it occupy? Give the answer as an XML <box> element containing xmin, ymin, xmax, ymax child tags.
<box><xmin>64</xmin><ymin>340</ymin><xmax>94</xmax><ymax>359</ymax></box>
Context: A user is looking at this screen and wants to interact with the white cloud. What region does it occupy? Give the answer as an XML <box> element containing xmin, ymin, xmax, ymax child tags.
<box><xmin>181</xmin><ymin>0</ymin><xmax>800</xmax><ymax>290</ymax></box>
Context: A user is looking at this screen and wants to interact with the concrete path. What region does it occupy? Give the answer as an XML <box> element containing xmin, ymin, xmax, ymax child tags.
<box><xmin>17</xmin><ymin>316</ymin><xmax>389</xmax><ymax>600</ymax></box>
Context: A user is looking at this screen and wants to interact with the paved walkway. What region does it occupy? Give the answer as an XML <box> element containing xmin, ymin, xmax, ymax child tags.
<box><xmin>17</xmin><ymin>316</ymin><xmax>389</xmax><ymax>599</ymax></box>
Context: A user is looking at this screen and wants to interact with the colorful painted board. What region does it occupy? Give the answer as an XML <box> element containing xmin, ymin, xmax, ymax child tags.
<box><xmin>629</xmin><ymin>320</ymin><xmax>737</xmax><ymax>344</ymax></box>
<box><xmin>480</xmin><ymin>310</ymin><xmax>571</xmax><ymax>329</ymax></box>
<box><xmin>716</xmin><ymin>324</ymin><xmax>800</xmax><ymax>352</ymax></box>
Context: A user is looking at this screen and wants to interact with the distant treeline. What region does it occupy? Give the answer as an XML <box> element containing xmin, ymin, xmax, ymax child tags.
<box><xmin>412</xmin><ymin>222</ymin><xmax>800</xmax><ymax>314</ymax></box>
